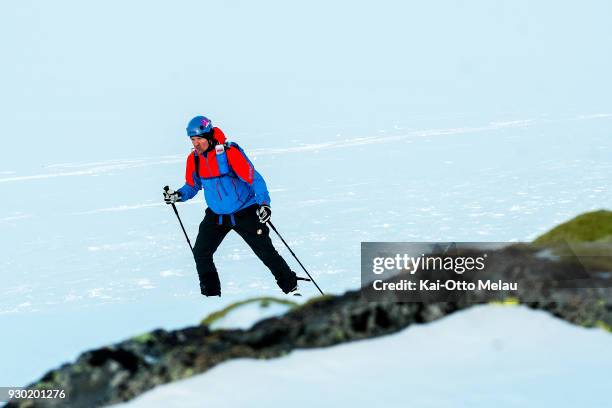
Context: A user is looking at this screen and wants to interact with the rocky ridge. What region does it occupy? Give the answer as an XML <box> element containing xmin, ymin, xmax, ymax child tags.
<box><xmin>6</xmin><ymin>242</ymin><xmax>612</xmax><ymax>408</ymax></box>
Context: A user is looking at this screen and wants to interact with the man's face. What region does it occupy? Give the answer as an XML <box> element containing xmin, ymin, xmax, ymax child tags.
<box><xmin>191</xmin><ymin>136</ymin><xmax>209</xmax><ymax>154</ymax></box>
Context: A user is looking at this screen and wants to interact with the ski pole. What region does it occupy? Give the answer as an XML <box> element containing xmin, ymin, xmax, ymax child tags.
<box><xmin>267</xmin><ymin>220</ymin><xmax>325</xmax><ymax>296</ymax></box>
<box><xmin>164</xmin><ymin>186</ymin><xmax>193</xmax><ymax>252</ymax></box>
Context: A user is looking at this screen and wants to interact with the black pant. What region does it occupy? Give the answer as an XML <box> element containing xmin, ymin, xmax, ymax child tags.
<box><xmin>192</xmin><ymin>205</ymin><xmax>297</xmax><ymax>296</ymax></box>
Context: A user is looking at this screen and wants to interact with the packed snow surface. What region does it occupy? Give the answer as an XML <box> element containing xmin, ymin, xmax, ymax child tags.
<box><xmin>1</xmin><ymin>114</ymin><xmax>611</xmax><ymax>387</ymax></box>
<box><xmin>2</xmin><ymin>0</ymin><xmax>612</xmax><ymax>389</ymax></box>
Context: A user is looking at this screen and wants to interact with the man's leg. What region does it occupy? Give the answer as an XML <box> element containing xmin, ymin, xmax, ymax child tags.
<box><xmin>234</xmin><ymin>208</ymin><xmax>297</xmax><ymax>293</ymax></box>
<box><xmin>192</xmin><ymin>210</ymin><xmax>231</xmax><ymax>296</ymax></box>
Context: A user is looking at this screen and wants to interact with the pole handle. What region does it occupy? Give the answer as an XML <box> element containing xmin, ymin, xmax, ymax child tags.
<box><xmin>164</xmin><ymin>185</ymin><xmax>193</xmax><ymax>252</ymax></box>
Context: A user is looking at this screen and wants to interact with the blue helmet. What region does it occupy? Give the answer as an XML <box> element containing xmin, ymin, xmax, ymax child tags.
<box><xmin>186</xmin><ymin>115</ymin><xmax>213</xmax><ymax>137</ymax></box>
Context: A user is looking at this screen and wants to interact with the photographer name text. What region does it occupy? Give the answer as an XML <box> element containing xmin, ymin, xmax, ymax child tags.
<box><xmin>372</xmin><ymin>279</ymin><xmax>518</xmax><ymax>292</ymax></box>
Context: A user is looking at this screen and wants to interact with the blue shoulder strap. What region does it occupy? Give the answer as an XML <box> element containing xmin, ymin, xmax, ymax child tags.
<box><xmin>193</xmin><ymin>150</ymin><xmax>200</xmax><ymax>173</ymax></box>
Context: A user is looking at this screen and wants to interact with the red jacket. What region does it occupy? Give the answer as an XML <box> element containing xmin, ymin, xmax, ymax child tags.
<box><xmin>178</xmin><ymin>127</ymin><xmax>270</xmax><ymax>215</ymax></box>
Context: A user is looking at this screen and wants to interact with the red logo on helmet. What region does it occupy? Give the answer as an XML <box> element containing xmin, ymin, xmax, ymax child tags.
<box><xmin>201</xmin><ymin>118</ymin><xmax>210</xmax><ymax>128</ymax></box>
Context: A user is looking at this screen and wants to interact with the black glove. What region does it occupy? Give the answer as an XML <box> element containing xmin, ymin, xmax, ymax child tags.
<box><xmin>256</xmin><ymin>205</ymin><xmax>271</xmax><ymax>223</ymax></box>
<box><xmin>163</xmin><ymin>187</ymin><xmax>181</xmax><ymax>204</ymax></box>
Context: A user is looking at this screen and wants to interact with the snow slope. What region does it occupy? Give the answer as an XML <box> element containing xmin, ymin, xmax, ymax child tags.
<box><xmin>117</xmin><ymin>305</ymin><xmax>612</xmax><ymax>408</ymax></box>
<box><xmin>1</xmin><ymin>114</ymin><xmax>611</xmax><ymax>387</ymax></box>
<box><xmin>2</xmin><ymin>0</ymin><xmax>612</xmax><ymax>390</ymax></box>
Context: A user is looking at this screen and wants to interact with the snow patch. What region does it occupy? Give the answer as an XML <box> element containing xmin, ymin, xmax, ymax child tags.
<box><xmin>489</xmin><ymin>119</ymin><xmax>534</xmax><ymax>127</ymax></box>
<box><xmin>87</xmin><ymin>288</ymin><xmax>113</xmax><ymax>299</ymax></box>
<box><xmin>87</xmin><ymin>243</ymin><xmax>135</xmax><ymax>252</ymax></box>
<box><xmin>0</xmin><ymin>214</ymin><xmax>31</xmax><ymax>223</ymax></box>
<box><xmin>63</xmin><ymin>293</ymin><xmax>84</xmax><ymax>302</ymax></box>
<box><xmin>576</xmin><ymin>113</ymin><xmax>612</xmax><ymax>119</ymax></box>
<box><xmin>159</xmin><ymin>270</ymin><xmax>184</xmax><ymax>278</ymax></box>
<box><xmin>135</xmin><ymin>279</ymin><xmax>155</xmax><ymax>290</ymax></box>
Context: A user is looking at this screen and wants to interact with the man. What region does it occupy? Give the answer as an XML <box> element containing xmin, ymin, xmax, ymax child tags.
<box><xmin>164</xmin><ymin>115</ymin><xmax>299</xmax><ymax>297</ymax></box>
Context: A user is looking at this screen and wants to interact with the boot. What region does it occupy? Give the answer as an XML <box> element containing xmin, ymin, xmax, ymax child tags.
<box><xmin>288</xmin><ymin>284</ymin><xmax>301</xmax><ymax>297</ymax></box>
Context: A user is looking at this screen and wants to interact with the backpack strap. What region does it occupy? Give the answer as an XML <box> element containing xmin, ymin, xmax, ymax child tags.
<box><xmin>193</xmin><ymin>150</ymin><xmax>200</xmax><ymax>173</ymax></box>
<box><xmin>195</xmin><ymin>143</ymin><xmax>236</xmax><ymax>180</ymax></box>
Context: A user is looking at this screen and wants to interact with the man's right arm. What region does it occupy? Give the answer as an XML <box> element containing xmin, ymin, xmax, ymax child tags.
<box><xmin>176</xmin><ymin>153</ymin><xmax>201</xmax><ymax>201</ymax></box>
